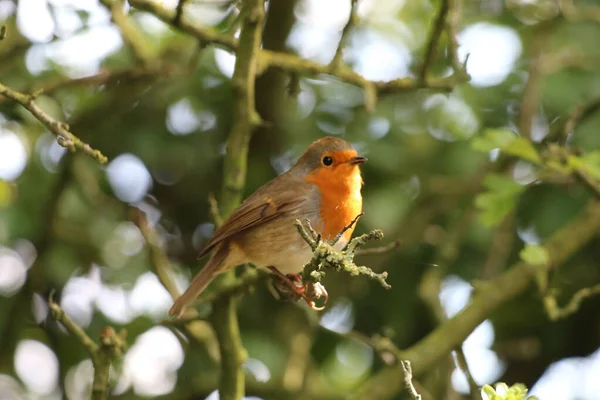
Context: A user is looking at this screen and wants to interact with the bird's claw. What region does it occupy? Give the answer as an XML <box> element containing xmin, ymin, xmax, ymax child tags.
<box><xmin>268</xmin><ymin>268</ymin><xmax>328</xmax><ymax>311</ymax></box>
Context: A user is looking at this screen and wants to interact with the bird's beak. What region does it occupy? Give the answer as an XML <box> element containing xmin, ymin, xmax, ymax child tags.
<box><xmin>348</xmin><ymin>156</ymin><xmax>367</xmax><ymax>165</ymax></box>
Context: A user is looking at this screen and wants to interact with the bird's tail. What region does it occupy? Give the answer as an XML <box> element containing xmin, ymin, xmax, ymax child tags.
<box><xmin>168</xmin><ymin>247</ymin><xmax>227</xmax><ymax>318</ymax></box>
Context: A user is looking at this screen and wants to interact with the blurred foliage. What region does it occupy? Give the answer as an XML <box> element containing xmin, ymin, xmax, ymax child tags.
<box><xmin>1</xmin><ymin>0</ymin><xmax>600</xmax><ymax>399</ymax></box>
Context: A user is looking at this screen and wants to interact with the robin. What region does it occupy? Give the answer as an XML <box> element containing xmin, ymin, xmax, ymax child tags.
<box><xmin>169</xmin><ymin>136</ymin><xmax>366</xmax><ymax>317</ymax></box>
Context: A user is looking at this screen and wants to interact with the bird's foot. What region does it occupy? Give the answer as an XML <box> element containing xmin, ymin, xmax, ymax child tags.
<box><xmin>267</xmin><ymin>267</ymin><xmax>328</xmax><ymax>311</ymax></box>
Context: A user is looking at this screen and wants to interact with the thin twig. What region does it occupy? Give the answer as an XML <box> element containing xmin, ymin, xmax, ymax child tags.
<box><xmin>131</xmin><ymin>208</ymin><xmax>222</xmax><ymax>359</ymax></box>
<box><xmin>0</xmin><ymin>66</ymin><xmax>172</xmax><ymax>106</ymax></box>
<box><xmin>420</xmin><ymin>0</ymin><xmax>449</xmax><ymax>83</ymax></box>
<box><xmin>174</xmin><ymin>0</ymin><xmax>187</xmax><ymax>26</ymax></box>
<box><xmin>401</xmin><ymin>360</ymin><xmax>422</xmax><ymax>400</ymax></box>
<box><xmin>208</xmin><ymin>193</ymin><xmax>223</xmax><ymax>226</ymax></box>
<box><xmin>543</xmin><ymin>283</ymin><xmax>600</xmax><ymax>321</ymax></box>
<box><xmin>355</xmin><ymin>240</ymin><xmax>401</xmax><ymax>256</ymax></box>
<box><xmin>446</xmin><ymin>0</ymin><xmax>469</xmax><ymax>81</ymax></box>
<box><xmin>563</xmin><ymin>98</ymin><xmax>600</xmax><ymax>144</ymax></box>
<box><xmin>101</xmin><ymin>0</ymin><xmax>156</xmax><ymax>66</ymax></box>
<box><xmin>518</xmin><ymin>21</ymin><xmax>554</xmax><ymax>139</ymax></box>
<box><xmin>331</xmin><ymin>212</ymin><xmax>363</xmax><ymax>246</ymax></box>
<box><xmin>48</xmin><ymin>291</ymin><xmax>99</xmax><ymax>354</ymax></box>
<box><xmin>49</xmin><ymin>292</ymin><xmax>126</xmax><ymax>400</ymax></box>
<box><xmin>128</xmin><ymin>0</ymin><xmax>471</xmax><ymax>100</ymax></box>
<box><xmin>329</xmin><ymin>0</ymin><xmax>358</xmax><ymax>72</ymax></box>
<box><xmin>0</xmin><ymin>82</ymin><xmax>107</xmax><ymax>164</ymax></box>
<box><xmin>131</xmin><ymin>207</ymin><xmax>180</xmax><ymax>300</ymax></box>
<box><xmin>453</xmin><ymin>349</ymin><xmax>482</xmax><ymax>400</ymax></box>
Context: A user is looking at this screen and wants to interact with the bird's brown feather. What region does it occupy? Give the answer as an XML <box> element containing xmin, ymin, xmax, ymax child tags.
<box><xmin>197</xmin><ymin>173</ymin><xmax>309</xmax><ymax>260</ymax></box>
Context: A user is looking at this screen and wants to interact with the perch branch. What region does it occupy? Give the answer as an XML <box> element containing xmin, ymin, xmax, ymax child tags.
<box><xmin>0</xmin><ymin>82</ymin><xmax>107</xmax><ymax>164</ymax></box>
<box><xmin>294</xmin><ymin>219</ymin><xmax>391</xmax><ymax>289</ymax></box>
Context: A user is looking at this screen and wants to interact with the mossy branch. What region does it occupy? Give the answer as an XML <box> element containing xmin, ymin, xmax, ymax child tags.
<box><xmin>49</xmin><ymin>292</ymin><xmax>126</xmax><ymax>400</ymax></box>
<box><xmin>128</xmin><ymin>0</ymin><xmax>470</xmax><ymax>107</ymax></box>
<box><xmin>208</xmin><ymin>0</ymin><xmax>265</xmax><ymax>398</ymax></box>
<box><xmin>294</xmin><ymin>219</ymin><xmax>391</xmax><ymax>290</ymax></box>
<box><xmin>0</xmin><ymin>82</ymin><xmax>108</xmax><ymax>164</ymax></box>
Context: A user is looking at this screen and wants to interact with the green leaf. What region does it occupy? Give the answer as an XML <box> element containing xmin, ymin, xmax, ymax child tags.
<box><xmin>472</xmin><ymin>129</ymin><xmax>541</xmax><ymax>164</ymax></box>
<box><xmin>472</xmin><ymin>128</ymin><xmax>517</xmax><ymax>152</ymax></box>
<box><xmin>568</xmin><ymin>152</ymin><xmax>600</xmax><ymax>180</ymax></box>
<box><xmin>475</xmin><ymin>174</ymin><xmax>526</xmax><ymax>227</ymax></box>
<box><xmin>483</xmin><ymin>174</ymin><xmax>526</xmax><ymax>195</ymax></box>
<box><xmin>519</xmin><ymin>244</ymin><xmax>550</xmax><ymax>266</ymax></box>
<box><xmin>504</xmin><ymin>138</ymin><xmax>541</xmax><ymax>164</ymax></box>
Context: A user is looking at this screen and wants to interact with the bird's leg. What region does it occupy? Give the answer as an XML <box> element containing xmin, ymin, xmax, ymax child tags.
<box><xmin>267</xmin><ymin>267</ymin><xmax>327</xmax><ymax>310</ymax></box>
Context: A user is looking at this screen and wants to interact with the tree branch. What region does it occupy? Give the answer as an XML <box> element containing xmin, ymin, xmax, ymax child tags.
<box><xmin>0</xmin><ymin>82</ymin><xmax>108</xmax><ymax>164</ymax></box>
<box><xmin>0</xmin><ymin>66</ymin><xmax>172</xmax><ymax>106</ymax></box>
<box><xmin>101</xmin><ymin>0</ymin><xmax>156</xmax><ymax>66</ymax></box>
<box><xmin>355</xmin><ymin>200</ymin><xmax>600</xmax><ymax>399</ymax></box>
<box><xmin>329</xmin><ymin>0</ymin><xmax>358</xmax><ymax>72</ymax></box>
<box><xmin>294</xmin><ymin>219</ymin><xmax>391</xmax><ymax>289</ymax></box>
<box><xmin>453</xmin><ymin>348</ymin><xmax>482</xmax><ymax>400</ymax></box>
<box><xmin>127</xmin><ymin>0</ymin><xmax>470</xmax><ymax>106</ymax></box>
<box><xmin>131</xmin><ymin>208</ymin><xmax>221</xmax><ymax>362</ymax></box>
<box><xmin>128</xmin><ymin>0</ymin><xmax>238</xmax><ymax>49</ymax></box>
<box><xmin>131</xmin><ymin>208</ymin><xmax>180</xmax><ymax>300</ymax></box>
<box><xmin>209</xmin><ymin>0</ymin><xmax>266</xmax><ymax>398</ymax></box>
<box><xmin>49</xmin><ymin>292</ymin><xmax>126</xmax><ymax>400</ymax></box>
<box><xmin>518</xmin><ymin>21</ymin><xmax>554</xmax><ymax>140</ymax></box>
<box><xmin>420</xmin><ymin>0</ymin><xmax>449</xmax><ymax>83</ymax></box>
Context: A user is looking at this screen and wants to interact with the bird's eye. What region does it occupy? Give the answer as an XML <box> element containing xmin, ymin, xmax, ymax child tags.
<box><xmin>322</xmin><ymin>156</ymin><xmax>333</xmax><ymax>166</ymax></box>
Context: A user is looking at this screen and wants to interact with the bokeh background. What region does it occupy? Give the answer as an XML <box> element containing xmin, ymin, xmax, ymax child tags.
<box><xmin>1</xmin><ymin>0</ymin><xmax>600</xmax><ymax>399</ymax></box>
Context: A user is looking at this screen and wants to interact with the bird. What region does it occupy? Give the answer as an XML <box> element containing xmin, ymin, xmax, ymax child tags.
<box><xmin>168</xmin><ymin>136</ymin><xmax>366</xmax><ymax>317</ymax></box>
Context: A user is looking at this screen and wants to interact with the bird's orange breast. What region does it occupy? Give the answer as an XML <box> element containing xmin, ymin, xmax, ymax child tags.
<box><xmin>304</xmin><ymin>165</ymin><xmax>363</xmax><ymax>242</ymax></box>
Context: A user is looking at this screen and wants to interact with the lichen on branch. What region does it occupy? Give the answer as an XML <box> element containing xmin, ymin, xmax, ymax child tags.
<box><xmin>294</xmin><ymin>218</ymin><xmax>391</xmax><ymax>290</ymax></box>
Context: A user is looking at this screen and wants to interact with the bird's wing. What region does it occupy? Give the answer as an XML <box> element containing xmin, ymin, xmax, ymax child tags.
<box><xmin>198</xmin><ymin>175</ymin><xmax>311</xmax><ymax>259</ymax></box>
